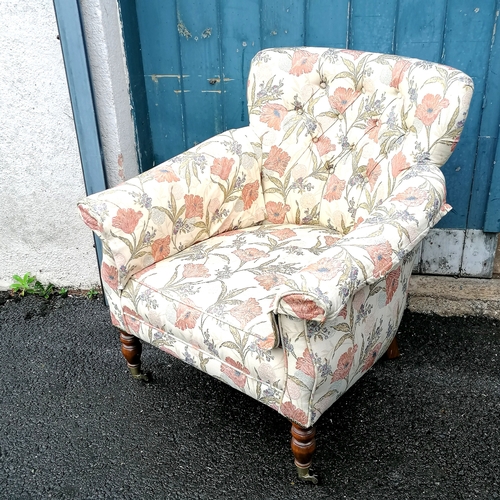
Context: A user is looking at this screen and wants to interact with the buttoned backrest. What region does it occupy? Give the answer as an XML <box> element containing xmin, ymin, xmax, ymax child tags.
<box><xmin>248</xmin><ymin>48</ymin><xmax>473</xmax><ymax>234</ymax></box>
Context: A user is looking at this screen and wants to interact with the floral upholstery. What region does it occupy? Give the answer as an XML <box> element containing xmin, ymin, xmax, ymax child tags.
<box><xmin>249</xmin><ymin>48</ymin><xmax>472</xmax><ymax>231</ymax></box>
<box><xmin>78</xmin><ymin>127</ymin><xmax>266</xmax><ymax>290</ymax></box>
<box><xmin>120</xmin><ymin>224</ymin><xmax>415</xmax><ymax>427</ymax></box>
<box><xmin>78</xmin><ymin>48</ymin><xmax>472</xmax><ymax>429</ymax></box>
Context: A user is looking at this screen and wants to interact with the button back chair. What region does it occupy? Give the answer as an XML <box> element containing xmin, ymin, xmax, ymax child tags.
<box><xmin>78</xmin><ymin>47</ymin><xmax>473</xmax><ymax>482</ymax></box>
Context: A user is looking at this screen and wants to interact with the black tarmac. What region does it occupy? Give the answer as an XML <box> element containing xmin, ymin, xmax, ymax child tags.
<box><xmin>1</xmin><ymin>293</ymin><xmax>499</xmax><ymax>499</ymax></box>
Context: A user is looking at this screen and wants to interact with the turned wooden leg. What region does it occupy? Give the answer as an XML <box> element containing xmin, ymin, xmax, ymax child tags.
<box><xmin>385</xmin><ymin>336</ymin><xmax>400</xmax><ymax>359</ymax></box>
<box><xmin>118</xmin><ymin>329</ymin><xmax>149</xmax><ymax>381</ymax></box>
<box><xmin>291</xmin><ymin>423</ymin><xmax>318</xmax><ymax>484</ymax></box>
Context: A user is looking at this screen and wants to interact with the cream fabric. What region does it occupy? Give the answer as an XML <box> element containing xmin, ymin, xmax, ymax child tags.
<box><xmin>78</xmin><ymin>47</ymin><xmax>473</xmax><ymax>427</ymax></box>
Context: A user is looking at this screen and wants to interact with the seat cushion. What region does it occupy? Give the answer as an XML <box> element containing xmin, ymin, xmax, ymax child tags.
<box><xmin>119</xmin><ymin>223</ymin><xmax>344</xmax><ymax>389</ymax></box>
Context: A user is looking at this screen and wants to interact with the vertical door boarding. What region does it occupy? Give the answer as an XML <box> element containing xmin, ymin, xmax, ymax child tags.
<box><xmin>53</xmin><ymin>0</ymin><xmax>106</xmax><ymax>267</ymax></box>
<box><xmin>118</xmin><ymin>0</ymin><xmax>500</xmax><ymax>277</ymax></box>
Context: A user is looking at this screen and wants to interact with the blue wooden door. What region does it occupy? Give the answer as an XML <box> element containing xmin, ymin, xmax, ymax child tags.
<box><xmin>118</xmin><ymin>0</ymin><xmax>500</xmax><ymax>272</ymax></box>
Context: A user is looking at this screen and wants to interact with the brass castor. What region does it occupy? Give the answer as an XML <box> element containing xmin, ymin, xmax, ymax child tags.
<box><xmin>296</xmin><ymin>465</ymin><xmax>319</xmax><ymax>484</ymax></box>
<box><xmin>128</xmin><ymin>365</ymin><xmax>150</xmax><ymax>382</ymax></box>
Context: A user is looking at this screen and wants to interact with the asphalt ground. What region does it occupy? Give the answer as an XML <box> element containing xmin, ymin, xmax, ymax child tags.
<box><xmin>0</xmin><ymin>294</ymin><xmax>499</xmax><ymax>499</ymax></box>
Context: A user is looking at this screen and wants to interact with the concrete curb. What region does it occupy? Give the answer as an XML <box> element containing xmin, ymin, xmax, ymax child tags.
<box><xmin>408</xmin><ymin>275</ymin><xmax>500</xmax><ymax>319</ymax></box>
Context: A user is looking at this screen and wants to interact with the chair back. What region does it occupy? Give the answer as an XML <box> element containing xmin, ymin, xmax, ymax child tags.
<box><xmin>247</xmin><ymin>48</ymin><xmax>473</xmax><ymax>233</ymax></box>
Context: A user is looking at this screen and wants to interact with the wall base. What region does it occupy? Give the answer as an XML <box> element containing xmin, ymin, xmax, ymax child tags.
<box><xmin>414</xmin><ymin>229</ymin><xmax>499</xmax><ymax>278</ymax></box>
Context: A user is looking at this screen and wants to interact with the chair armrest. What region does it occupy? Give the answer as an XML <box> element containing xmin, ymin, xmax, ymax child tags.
<box><xmin>78</xmin><ymin>127</ymin><xmax>266</xmax><ymax>290</ymax></box>
<box><xmin>274</xmin><ymin>162</ymin><xmax>449</xmax><ymax>321</ymax></box>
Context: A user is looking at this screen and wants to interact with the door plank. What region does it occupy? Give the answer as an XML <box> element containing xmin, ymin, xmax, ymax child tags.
<box><xmin>136</xmin><ymin>0</ymin><xmax>186</xmax><ymax>163</ymax></box>
<box><xmin>220</xmin><ymin>0</ymin><xmax>261</xmax><ymax>130</ymax></box>
<box><xmin>438</xmin><ymin>0</ymin><xmax>497</xmax><ymax>229</ymax></box>
<box><xmin>177</xmin><ymin>0</ymin><xmax>224</xmax><ymax>149</ymax></box>
<box><xmin>349</xmin><ymin>0</ymin><xmax>398</xmax><ymax>53</ymax></box>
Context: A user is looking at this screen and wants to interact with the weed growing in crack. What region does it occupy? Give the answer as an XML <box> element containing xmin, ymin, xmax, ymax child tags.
<box><xmin>10</xmin><ymin>273</ymin><xmax>64</xmax><ymax>300</ymax></box>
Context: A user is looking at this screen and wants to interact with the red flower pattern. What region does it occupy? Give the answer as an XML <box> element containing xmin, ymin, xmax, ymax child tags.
<box><xmin>152</xmin><ymin>235</ymin><xmax>171</xmax><ymax>261</ymax></box>
<box><xmin>394</xmin><ymin>187</ymin><xmax>427</xmax><ymax>207</ymax></box>
<box><xmin>385</xmin><ymin>267</ymin><xmax>401</xmax><ymax>304</ymax></box>
<box><xmin>367</xmin><ymin>241</ymin><xmax>393</xmax><ymax>278</ymax></box>
<box><xmin>331</xmin><ymin>345</ymin><xmax>358</xmax><ymax>382</ymax></box>
<box><xmin>229</xmin><ymin>298</ymin><xmax>262</xmax><ymax>328</ymax></box>
<box><xmin>112</xmin><ymin>208</ymin><xmax>143</xmax><ymax>234</ymax></box>
<box><xmin>174</xmin><ymin>298</ymin><xmax>201</xmax><ymax>331</ymax></box>
<box><xmin>221</xmin><ymin>357</ymin><xmax>250</xmax><ymax>388</ymax></box>
<box><xmin>353</xmin><ymin>217</ymin><xmax>364</xmax><ymax>230</ymax></box>
<box><xmin>390</xmin><ymin>60</ymin><xmax>411</xmax><ymax>88</ymax></box>
<box><xmin>323</xmin><ymin>174</ymin><xmax>346</xmax><ymax>202</ymax></box>
<box><xmin>211</xmin><ymin>157</ymin><xmax>235</xmax><ymax>180</ymax></box>
<box><xmin>260</xmin><ymin>103</ymin><xmax>288</xmax><ymax>130</ymax></box>
<box><xmin>340</xmin><ymin>49</ymin><xmax>363</xmax><ymax>60</ymax></box>
<box><xmin>315</xmin><ymin>136</ymin><xmax>336</xmax><ymax>156</ymax></box>
<box><xmin>255</xmin><ymin>273</ymin><xmax>286</xmax><ymax>291</ymax></box>
<box><xmin>264</xmin><ymin>145</ymin><xmax>291</xmax><ymax>177</ymax></box>
<box><xmin>415</xmin><ymin>94</ymin><xmax>450</xmax><ymax>126</ymax></box>
<box><xmin>329</xmin><ymin>87</ymin><xmax>360</xmax><ymax>114</ymax></box>
<box><xmin>338</xmin><ymin>305</ymin><xmax>348</xmax><ymax>319</ymax></box>
<box><xmin>182</xmin><ymin>263</ymin><xmax>210</xmax><ymax>278</ymax></box>
<box><xmin>282</xmin><ymin>295</ymin><xmax>325</xmax><ymax>321</ymax></box>
<box><xmin>78</xmin><ymin>205</ymin><xmax>101</xmax><ymax>232</ymax></box>
<box><xmin>280</xmin><ymin>401</ymin><xmax>308</xmax><ymax>426</ymax></box>
<box><xmin>325</xmin><ymin>235</ymin><xmax>339</xmax><ymax>246</ymax></box>
<box><xmin>241</xmin><ymin>180</ymin><xmax>259</xmax><ymax>210</ymax></box>
<box><xmin>366</xmin><ymin>158</ymin><xmax>381</xmax><ymax>191</ymax></box>
<box><xmin>233</xmin><ymin>247</ymin><xmax>269</xmax><ymax>262</ymax></box>
<box><xmin>184</xmin><ymin>194</ymin><xmax>204</xmax><ymax>219</ymax></box>
<box><xmin>366</xmin><ymin>118</ymin><xmax>382</xmax><ymax>143</ymax></box>
<box><xmin>265</xmin><ymin>201</ymin><xmax>290</xmax><ymax>224</ymax></box>
<box><xmin>289</xmin><ymin>49</ymin><xmax>319</xmax><ymax>76</ymax></box>
<box><xmin>258</xmin><ymin>336</ymin><xmax>276</xmax><ymax>350</ymax></box>
<box><xmin>101</xmin><ymin>262</ymin><xmax>118</xmax><ymax>290</ymax></box>
<box><xmin>391</xmin><ymin>151</ymin><xmax>410</xmax><ymax>177</ymax></box>
<box><xmin>270</xmin><ymin>228</ymin><xmax>296</xmax><ymax>240</ymax></box>
<box><xmin>110</xmin><ymin>311</ymin><xmax>121</xmax><ymax>327</ymax></box>
<box><xmin>362</xmin><ymin>343</ymin><xmax>382</xmax><ymax>372</ymax></box>
<box><xmin>123</xmin><ymin>306</ymin><xmax>141</xmax><ymax>334</ymax></box>
<box><xmin>153</xmin><ymin>165</ymin><xmax>180</xmax><ymax>182</ymax></box>
<box><xmin>296</xmin><ymin>348</ymin><xmax>315</xmax><ymax>378</ymax></box>
<box><xmin>78</xmin><ymin>50</ymin><xmax>469</xmax><ymax>426</ymax></box>
<box><xmin>303</xmin><ymin>257</ymin><xmax>343</xmax><ymax>281</ymax></box>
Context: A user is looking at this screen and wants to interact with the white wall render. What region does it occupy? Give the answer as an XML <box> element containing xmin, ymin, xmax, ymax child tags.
<box><xmin>0</xmin><ymin>0</ymin><xmax>100</xmax><ymax>290</ymax></box>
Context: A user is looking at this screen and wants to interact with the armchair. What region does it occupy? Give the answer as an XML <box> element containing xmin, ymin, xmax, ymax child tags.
<box><xmin>78</xmin><ymin>47</ymin><xmax>472</xmax><ymax>482</ymax></box>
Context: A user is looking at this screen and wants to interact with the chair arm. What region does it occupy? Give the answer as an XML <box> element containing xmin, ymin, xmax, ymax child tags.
<box><xmin>274</xmin><ymin>162</ymin><xmax>449</xmax><ymax>322</ymax></box>
<box><xmin>78</xmin><ymin>127</ymin><xmax>266</xmax><ymax>290</ymax></box>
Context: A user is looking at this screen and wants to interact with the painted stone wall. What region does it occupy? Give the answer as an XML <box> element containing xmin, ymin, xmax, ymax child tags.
<box><xmin>0</xmin><ymin>0</ymin><xmax>100</xmax><ymax>290</ymax></box>
<box><xmin>79</xmin><ymin>0</ymin><xmax>139</xmax><ymax>187</ymax></box>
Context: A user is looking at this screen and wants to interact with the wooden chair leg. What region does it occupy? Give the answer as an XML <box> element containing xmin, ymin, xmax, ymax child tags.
<box><xmin>385</xmin><ymin>336</ymin><xmax>400</xmax><ymax>359</ymax></box>
<box><xmin>291</xmin><ymin>423</ymin><xmax>318</xmax><ymax>484</ymax></box>
<box><xmin>118</xmin><ymin>329</ymin><xmax>149</xmax><ymax>381</ymax></box>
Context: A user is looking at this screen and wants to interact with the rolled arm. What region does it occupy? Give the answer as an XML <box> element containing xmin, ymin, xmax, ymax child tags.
<box><xmin>274</xmin><ymin>163</ymin><xmax>450</xmax><ymax>321</ymax></box>
<box><xmin>78</xmin><ymin>127</ymin><xmax>266</xmax><ymax>290</ymax></box>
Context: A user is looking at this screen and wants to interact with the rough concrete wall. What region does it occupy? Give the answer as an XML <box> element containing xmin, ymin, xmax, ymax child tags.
<box><xmin>80</xmin><ymin>0</ymin><xmax>139</xmax><ymax>187</ymax></box>
<box><xmin>0</xmin><ymin>0</ymin><xmax>100</xmax><ymax>290</ymax></box>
